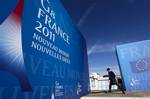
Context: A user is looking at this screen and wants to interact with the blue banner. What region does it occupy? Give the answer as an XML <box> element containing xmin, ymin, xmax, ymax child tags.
<box><xmin>0</xmin><ymin>0</ymin><xmax>90</xmax><ymax>99</ymax></box>
<box><xmin>116</xmin><ymin>40</ymin><xmax>150</xmax><ymax>91</ymax></box>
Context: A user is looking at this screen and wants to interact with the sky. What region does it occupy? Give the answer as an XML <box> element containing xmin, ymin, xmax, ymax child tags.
<box><xmin>61</xmin><ymin>0</ymin><xmax>150</xmax><ymax>75</ymax></box>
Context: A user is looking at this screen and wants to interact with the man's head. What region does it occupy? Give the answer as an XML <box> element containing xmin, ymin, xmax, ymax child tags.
<box><xmin>107</xmin><ymin>68</ymin><xmax>110</xmax><ymax>72</ymax></box>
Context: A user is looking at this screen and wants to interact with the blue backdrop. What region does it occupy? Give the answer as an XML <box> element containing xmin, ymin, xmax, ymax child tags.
<box><xmin>0</xmin><ymin>0</ymin><xmax>90</xmax><ymax>99</ymax></box>
<box><xmin>0</xmin><ymin>0</ymin><xmax>18</xmax><ymax>24</ymax></box>
<box><xmin>116</xmin><ymin>40</ymin><xmax>150</xmax><ymax>91</ymax></box>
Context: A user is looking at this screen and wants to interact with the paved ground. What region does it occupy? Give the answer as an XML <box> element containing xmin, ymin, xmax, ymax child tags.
<box><xmin>81</xmin><ymin>97</ymin><xmax>150</xmax><ymax>99</ymax></box>
<box><xmin>81</xmin><ymin>90</ymin><xmax>150</xmax><ymax>99</ymax></box>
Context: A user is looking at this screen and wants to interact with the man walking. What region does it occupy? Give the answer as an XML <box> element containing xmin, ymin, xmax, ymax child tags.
<box><xmin>107</xmin><ymin>68</ymin><xmax>125</xmax><ymax>94</ymax></box>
